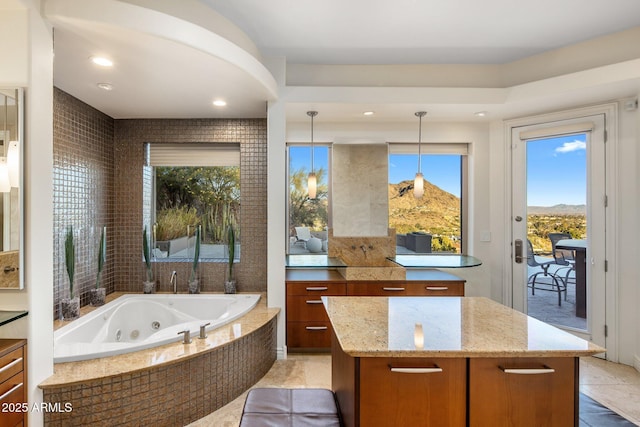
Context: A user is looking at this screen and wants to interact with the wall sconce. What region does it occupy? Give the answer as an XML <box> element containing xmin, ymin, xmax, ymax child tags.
<box><xmin>307</xmin><ymin>110</ymin><xmax>318</xmax><ymax>199</ymax></box>
<box><xmin>0</xmin><ymin>157</ymin><xmax>11</xmax><ymax>193</ymax></box>
<box><xmin>7</xmin><ymin>141</ymin><xmax>18</xmax><ymax>188</ymax></box>
<box><xmin>414</xmin><ymin>111</ymin><xmax>427</xmax><ymax>199</ymax></box>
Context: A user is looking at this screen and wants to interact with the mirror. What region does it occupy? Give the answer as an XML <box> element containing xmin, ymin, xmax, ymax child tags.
<box><xmin>0</xmin><ymin>88</ymin><xmax>23</xmax><ymax>289</ymax></box>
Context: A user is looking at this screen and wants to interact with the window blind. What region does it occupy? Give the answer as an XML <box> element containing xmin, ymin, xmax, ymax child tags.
<box><xmin>146</xmin><ymin>143</ymin><xmax>240</xmax><ymax>167</ymax></box>
<box><xmin>518</xmin><ymin>122</ymin><xmax>594</xmax><ymax>141</ymax></box>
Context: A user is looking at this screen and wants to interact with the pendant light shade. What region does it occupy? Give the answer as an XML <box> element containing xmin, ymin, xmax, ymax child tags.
<box><xmin>413</xmin><ymin>172</ymin><xmax>424</xmax><ymax>199</ymax></box>
<box><xmin>307</xmin><ymin>111</ymin><xmax>318</xmax><ymax>199</ymax></box>
<box><xmin>414</xmin><ymin>111</ymin><xmax>427</xmax><ymax>199</ymax></box>
<box><xmin>7</xmin><ymin>141</ymin><xmax>18</xmax><ymax>188</ymax></box>
<box><xmin>0</xmin><ymin>158</ymin><xmax>10</xmax><ymax>193</ymax></box>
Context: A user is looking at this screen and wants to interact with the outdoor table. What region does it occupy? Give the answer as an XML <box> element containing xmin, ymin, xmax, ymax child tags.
<box><xmin>556</xmin><ymin>239</ymin><xmax>587</xmax><ymax>318</ymax></box>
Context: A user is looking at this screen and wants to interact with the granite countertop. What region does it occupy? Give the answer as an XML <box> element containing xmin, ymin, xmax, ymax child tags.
<box><xmin>322</xmin><ymin>296</ymin><xmax>605</xmax><ymax>358</ymax></box>
<box><xmin>0</xmin><ymin>310</ymin><xmax>28</xmax><ymax>327</ymax></box>
<box><xmin>42</xmin><ymin>293</ymin><xmax>279</xmax><ymax>388</ymax></box>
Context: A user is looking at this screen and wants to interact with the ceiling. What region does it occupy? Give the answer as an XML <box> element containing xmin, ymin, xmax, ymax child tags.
<box><xmin>47</xmin><ymin>0</ymin><xmax>640</xmax><ymax>121</ymax></box>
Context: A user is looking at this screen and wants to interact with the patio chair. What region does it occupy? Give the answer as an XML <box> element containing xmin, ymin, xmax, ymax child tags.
<box><xmin>549</xmin><ymin>233</ymin><xmax>576</xmax><ymax>286</ymax></box>
<box><xmin>527</xmin><ymin>239</ymin><xmax>567</xmax><ymax>306</ymax></box>
<box><xmin>293</xmin><ymin>226</ymin><xmax>312</xmax><ymax>249</ymax></box>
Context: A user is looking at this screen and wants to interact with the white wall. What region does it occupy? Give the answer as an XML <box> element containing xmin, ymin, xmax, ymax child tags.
<box><xmin>0</xmin><ymin>2</ymin><xmax>54</xmax><ymax>425</ymax></box>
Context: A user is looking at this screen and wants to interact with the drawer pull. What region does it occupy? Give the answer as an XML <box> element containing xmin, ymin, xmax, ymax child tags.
<box><xmin>425</xmin><ymin>286</ymin><xmax>449</xmax><ymax>291</ymax></box>
<box><xmin>305</xmin><ymin>326</ymin><xmax>328</xmax><ymax>331</ymax></box>
<box><xmin>500</xmin><ymin>366</ymin><xmax>555</xmax><ymax>375</ymax></box>
<box><xmin>390</xmin><ymin>367</ymin><xmax>443</xmax><ymax>374</ymax></box>
<box><xmin>382</xmin><ymin>287</ymin><xmax>405</xmax><ymax>291</ymax></box>
<box><xmin>306</xmin><ymin>300</ymin><xmax>324</xmax><ymax>304</ymax></box>
<box><xmin>306</xmin><ymin>287</ymin><xmax>328</xmax><ymax>291</ymax></box>
<box><xmin>0</xmin><ymin>382</ymin><xmax>23</xmax><ymax>401</ymax></box>
<box><xmin>0</xmin><ymin>357</ymin><xmax>22</xmax><ymax>374</ymax></box>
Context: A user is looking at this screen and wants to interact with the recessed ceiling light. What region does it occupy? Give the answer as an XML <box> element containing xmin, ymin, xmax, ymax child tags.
<box><xmin>90</xmin><ymin>56</ymin><xmax>113</xmax><ymax>67</ymax></box>
<box><xmin>97</xmin><ymin>83</ymin><xmax>113</xmax><ymax>91</ymax></box>
<box><xmin>212</xmin><ymin>100</ymin><xmax>227</xmax><ymax>107</ymax></box>
<box><xmin>474</xmin><ymin>111</ymin><xmax>488</xmax><ymax>117</ymax></box>
<box><xmin>363</xmin><ymin>111</ymin><xmax>375</xmax><ymax>116</ymax></box>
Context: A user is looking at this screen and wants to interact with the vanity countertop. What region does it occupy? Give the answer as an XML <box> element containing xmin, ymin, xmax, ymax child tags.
<box><xmin>0</xmin><ymin>310</ymin><xmax>28</xmax><ymax>327</ymax></box>
<box><xmin>322</xmin><ymin>296</ymin><xmax>604</xmax><ymax>358</ymax></box>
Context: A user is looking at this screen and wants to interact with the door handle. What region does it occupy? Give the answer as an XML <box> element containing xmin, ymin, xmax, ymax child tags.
<box><xmin>515</xmin><ymin>239</ymin><xmax>523</xmax><ymax>263</ymax></box>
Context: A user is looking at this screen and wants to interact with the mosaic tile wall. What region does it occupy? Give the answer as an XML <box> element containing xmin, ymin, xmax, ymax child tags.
<box><xmin>53</xmin><ymin>89</ymin><xmax>268</xmax><ymax>317</ymax></box>
<box><xmin>114</xmin><ymin>119</ymin><xmax>267</xmax><ymax>293</ymax></box>
<box><xmin>42</xmin><ymin>316</ymin><xmax>277</xmax><ymax>426</ymax></box>
<box><xmin>53</xmin><ymin>88</ymin><xmax>115</xmax><ymax>319</ymax></box>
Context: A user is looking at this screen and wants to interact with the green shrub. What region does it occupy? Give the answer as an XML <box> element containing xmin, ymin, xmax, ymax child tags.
<box><xmin>155</xmin><ymin>207</ymin><xmax>199</xmax><ymax>241</ymax></box>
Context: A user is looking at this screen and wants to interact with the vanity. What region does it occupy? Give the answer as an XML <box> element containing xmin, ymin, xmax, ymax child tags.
<box><xmin>323</xmin><ymin>296</ymin><xmax>604</xmax><ymax>427</ymax></box>
<box><xmin>285</xmin><ymin>253</ymin><xmax>480</xmax><ymax>351</ymax></box>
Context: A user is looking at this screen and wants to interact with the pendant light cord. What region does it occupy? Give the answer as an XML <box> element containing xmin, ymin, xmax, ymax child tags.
<box><xmin>307</xmin><ymin>111</ymin><xmax>318</xmax><ymax>174</ymax></box>
<box><xmin>415</xmin><ymin>111</ymin><xmax>426</xmax><ymax>173</ymax></box>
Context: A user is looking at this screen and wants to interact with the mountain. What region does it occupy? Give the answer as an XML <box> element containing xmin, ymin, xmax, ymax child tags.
<box><xmin>388</xmin><ymin>180</ymin><xmax>460</xmax><ymax>235</ymax></box>
<box><xmin>527</xmin><ymin>204</ymin><xmax>586</xmax><ymax>215</ymax></box>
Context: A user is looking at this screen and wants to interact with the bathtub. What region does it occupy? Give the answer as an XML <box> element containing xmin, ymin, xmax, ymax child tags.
<box><xmin>54</xmin><ymin>293</ymin><xmax>260</xmax><ymax>363</ymax></box>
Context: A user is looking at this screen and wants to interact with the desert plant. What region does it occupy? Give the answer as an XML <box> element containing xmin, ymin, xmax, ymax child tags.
<box><xmin>65</xmin><ymin>225</ymin><xmax>75</xmax><ymax>298</ymax></box>
<box><xmin>155</xmin><ymin>206</ymin><xmax>199</xmax><ymax>241</ymax></box>
<box><xmin>96</xmin><ymin>226</ymin><xmax>106</xmax><ymax>289</ymax></box>
<box><xmin>143</xmin><ymin>226</ymin><xmax>153</xmax><ymax>282</ymax></box>
<box><xmin>190</xmin><ymin>225</ymin><xmax>201</xmax><ymax>283</ymax></box>
<box><xmin>226</xmin><ymin>224</ymin><xmax>235</xmax><ymax>280</ymax></box>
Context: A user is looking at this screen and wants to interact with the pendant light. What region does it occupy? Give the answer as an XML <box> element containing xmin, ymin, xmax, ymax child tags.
<box><xmin>414</xmin><ymin>111</ymin><xmax>427</xmax><ymax>199</ymax></box>
<box><xmin>307</xmin><ymin>111</ymin><xmax>318</xmax><ymax>199</ymax></box>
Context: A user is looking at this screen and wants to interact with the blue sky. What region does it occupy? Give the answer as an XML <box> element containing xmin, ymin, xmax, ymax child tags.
<box><xmin>526</xmin><ymin>134</ymin><xmax>586</xmax><ymax>206</ymax></box>
<box><xmin>290</xmin><ymin>135</ymin><xmax>587</xmax><ymax>207</ymax></box>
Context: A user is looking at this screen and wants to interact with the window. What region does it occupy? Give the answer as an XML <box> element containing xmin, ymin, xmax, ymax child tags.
<box><xmin>287</xmin><ymin>144</ymin><xmax>330</xmax><ymax>255</ymax></box>
<box><xmin>388</xmin><ymin>143</ymin><xmax>468</xmax><ymax>254</ymax></box>
<box><xmin>144</xmin><ymin>143</ymin><xmax>240</xmax><ymax>261</ymax></box>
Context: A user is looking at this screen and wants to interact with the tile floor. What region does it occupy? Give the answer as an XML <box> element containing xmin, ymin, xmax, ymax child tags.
<box><xmin>189</xmin><ymin>354</ymin><xmax>640</xmax><ymax>426</ymax></box>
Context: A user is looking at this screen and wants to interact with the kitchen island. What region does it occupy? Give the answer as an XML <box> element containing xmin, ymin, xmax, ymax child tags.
<box><xmin>323</xmin><ymin>296</ymin><xmax>605</xmax><ymax>427</ymax></box>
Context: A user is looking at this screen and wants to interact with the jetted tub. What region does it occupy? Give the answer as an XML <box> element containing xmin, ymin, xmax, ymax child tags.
<box><xmin>54</xmin><ymin>293</ymin><xmax>260</xmax><ymax>363</ymax></box>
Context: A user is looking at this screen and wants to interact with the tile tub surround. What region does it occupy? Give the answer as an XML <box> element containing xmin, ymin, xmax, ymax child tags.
<box><xmin>41</xmin><ymin>293</ymin><xmax>279</xmax><ymax>426</ymax></box>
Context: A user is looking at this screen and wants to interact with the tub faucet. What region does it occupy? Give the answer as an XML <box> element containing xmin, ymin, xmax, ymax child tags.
<box><xmin>170</xmin><ymin>271</ymin><xmax>177</xmax><ymax>293</ymax></box>
<box><xmin>360</xmin><ymin>244</ymin><xmax>368</xmax><ymax>254</ymax></box>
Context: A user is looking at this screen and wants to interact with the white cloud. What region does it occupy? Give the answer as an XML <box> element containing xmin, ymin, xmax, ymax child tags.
<box><xmin>555</xmin><ymin>140</ymin><xmax>586</xmax><ymax>154</ymax></box>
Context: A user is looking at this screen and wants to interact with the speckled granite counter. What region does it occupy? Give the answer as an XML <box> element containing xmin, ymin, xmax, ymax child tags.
<box><xmin>323</xmin><ymin>296</ymin><xmax>604</xmax><ymax>358</ymax></box>
<box><xmin>326</xmin><ymin>296</ymin><xmax>605</xmax><ymax>426</ymax></box>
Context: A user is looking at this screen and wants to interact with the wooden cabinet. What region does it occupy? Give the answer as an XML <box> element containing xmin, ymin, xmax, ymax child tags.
<box><xmin>333</xmin><ymin>335</ymin><xmax>466</xmax><ymax>427</ymax></box>
<box><xmin>286</xmin><ymin>270</ymin><xmax>346</xmax><ymax>350</ymax></box>
<box><xmin>286</xmin><ymin>269</ymin><xmax>465</xmax><ymax>351</ymax></box>
<box><xmin>469</xmin><ymin>357</ymin><xmax>577</xmax><ymax>427</ymax></box>
<box><xmin>346</xmin><ymin>280</ymin><xmax>464</xmax><ymax>296</ymax></box>
<box><xmin>0</xmin><ymin>339</ymin><xmax>27</xmax><ymax>427</ymax></box>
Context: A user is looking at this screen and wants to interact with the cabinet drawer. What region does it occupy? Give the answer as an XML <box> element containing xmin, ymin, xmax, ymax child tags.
<box><xmin>286</xmin><ymin>282</ymin><xmax>346</xmax><ymax>296</ymax></box>
<box><xmin>0</xmin><ymin>371</ymin><xmax>25</xmax><ymax>427</ymax></box>
<box><xmin>287</xmin><ymin>296</ymin><xmax>330</xmax><ymax>321</ymax></box>
<box><xmin>469</xmin><ymin>357</ymin><xmax>576</xmax><ymax>427</ymax></box>
<box><xmin>0</xmin><ymin>347</ymin><xmax>23</xmax><ymax>385</ymax></box>
<box><xmin>347</xmin><ymin>281</ymin><xmax>464</xmax><ymax>296</ymax></box>
<box><xmin>359</xmin><ymin>357</ymin><xmax>466</xmax><ymax>427</ymax></box>
<box><xmin>287</xmin><ymin>321</ymin><xmax>332</xmax><ymax>349</ymax></box>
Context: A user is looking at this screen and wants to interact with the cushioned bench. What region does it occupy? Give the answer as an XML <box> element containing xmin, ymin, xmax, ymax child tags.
<box><xmin>240</xmin><ymin>388</ymin><xmax>342</xmax><ymax>426</ymax></box>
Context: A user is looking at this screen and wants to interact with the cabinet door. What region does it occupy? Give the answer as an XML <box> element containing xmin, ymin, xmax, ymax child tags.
<box><xmin>359</xmin><ymin>357</ymin><xmax>466</xmax><ymax>427</ymax></box>
<box><xmin>469</xmin><ymin>357</ymin><xmax>576</xmax><ymax>427</ymax></box>
<box><xmin>286</xmin><ymin>281</ymin><xmax>346</xmax><ymax>296</ymax></box>
<box><xmin>347</xmin><ymin>281</ymin><xmax>464</xmax><ymax>296</ymax></box>
<box><xmin>287</xmin><ymin>321</ymin><xmax>332</xmax><ymax>349</ymax></box>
